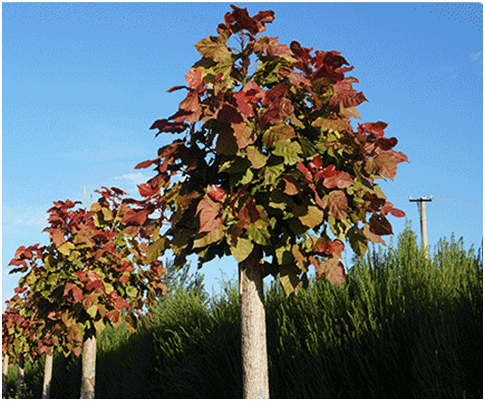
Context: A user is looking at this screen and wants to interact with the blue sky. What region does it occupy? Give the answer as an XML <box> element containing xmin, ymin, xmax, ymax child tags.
<box><xmin>2</xmin><ymin>2</ymin><xmax>483</xmax><ymax>309</ymax></box>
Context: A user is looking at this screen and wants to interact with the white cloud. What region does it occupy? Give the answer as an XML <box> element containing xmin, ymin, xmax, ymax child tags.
<box><xmin>115</xmin><ymin>172</ymin><xmax>148</xmax><ymax>185</ymax></box>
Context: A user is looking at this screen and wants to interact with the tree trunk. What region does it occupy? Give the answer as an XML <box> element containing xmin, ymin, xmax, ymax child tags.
<box><xmin>80</xmin><ymin>333</ymin><xmax>96</xmax><ymax>399</ymax></box>
<box><xmin>42</xmin><ymin>351</ymin><xmax>54</xmax><ymax>399</ymax></box>
<box><xmin>239</xmin><ymin>246</ymin><xmax>270</xmax><ymax>399</ymax></box>
<box><xmin>2</xmin><ymin>354</ymin><xmax>8</xmax><ymax>398</ymax></box>
<box><xmin>16</xmin><ymin>354</ymin><xmax>25</xmax><ymax>395</ymax></box>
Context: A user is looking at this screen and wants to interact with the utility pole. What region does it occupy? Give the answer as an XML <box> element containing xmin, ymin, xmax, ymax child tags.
<box><xmin>409</xmin><ymin>195</ymin><xmax>433</xmax><ymax>257</ymax></box>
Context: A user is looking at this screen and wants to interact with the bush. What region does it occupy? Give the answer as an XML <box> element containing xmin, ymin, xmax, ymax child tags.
<box><xmin>6</xmin><ymin>226</ymin><xmax>482</xmax><ymax>398</ymax></box>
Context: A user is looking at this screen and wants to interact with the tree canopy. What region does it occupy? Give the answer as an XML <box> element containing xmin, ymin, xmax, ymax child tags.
<box><xmin>136</xmin><ymin>5</ymin><xmax>408</xmax><ymax>296</ymax></box>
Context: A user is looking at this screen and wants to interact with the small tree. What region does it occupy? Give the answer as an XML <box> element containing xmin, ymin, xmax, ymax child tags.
<box><xmin>2</xmin><ymin>279</ymin><xmax>46</xmax><ymax>397</ymax></box>
<box><xmin>8</xmin><ymin>187</ymin><xmax>167</xmax><ymax>398</ymax></box>
<box><xmin>135</xmin><ymin>5</ymin><xmax>407</xmax><ymax>398</ymax></box>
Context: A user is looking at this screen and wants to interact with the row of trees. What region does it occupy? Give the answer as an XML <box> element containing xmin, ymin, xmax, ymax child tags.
<box><xmin>3</xmin><ymin>5</ymin><xmax>407</xmax><ymax>398</ymax></box>
<box><xmin>2</xmin><ymin>189</ymin><xmax>167</xmax><ymax>398</ymax></box>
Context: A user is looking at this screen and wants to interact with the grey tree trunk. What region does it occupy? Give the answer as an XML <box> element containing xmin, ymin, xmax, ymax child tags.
<box><xmin>42</xmin><ymin>352</ymin><xmax>54</xmax><ymax>399</ymax></box>
<box><xmin>239</xmin><ymin>246</ymin><xmax>270</xmax><ymax>399</ymax></box>
<box><xmin>2</xmin><ymin>354</ymin><xmax>8</xmax><ymax>398</ymax></box>
<box><xmin>80</xmin><ymin>333</ymin><xmax>96</xmax><ymax>399</ymax></box>
<box><xmin>16</xmin><ymin>354</ymin><xmax>25</xmax><ymax>396</ymax></box>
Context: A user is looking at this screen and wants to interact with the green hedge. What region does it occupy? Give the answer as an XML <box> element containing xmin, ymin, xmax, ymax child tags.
<box><xmin>6</xmin><ymin>226</ymin><xmax>482</xmax><ymax>398</ymax></box>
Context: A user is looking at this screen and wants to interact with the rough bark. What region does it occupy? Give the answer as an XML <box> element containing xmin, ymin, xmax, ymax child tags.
<box><xmin>16</xmin><ymin>354</ymin><xmax>25</xmax><ymax>395</ymax></box>
<box><xmin>2</xmin><ymin>354</ymin><xmax>8</xmax><ymax>398</ymax></box>
<box><xmin>239</xmin><ymin>246</ymin><xmax>270</xmax><ymax>399</ymax></box>
<box><xmin>80</xmin><ymin>333</ymin><xmax>96</xmax><ymax>399</ymax></box>
<box><xmin>42</xmin><ymin>352</ymin><xmax>54</xmax><ymax>399</ymax></box>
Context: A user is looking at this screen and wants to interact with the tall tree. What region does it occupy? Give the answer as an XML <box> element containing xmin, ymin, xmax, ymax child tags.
<box><xmin>135</xmin><ymin>5</ymin><xmax>407</xmax><ymax>398</ymax></box>
<box><xmin>7</xmin><ymin>187</ymin><xmax>167</xmax><ymax>398</ymax></box>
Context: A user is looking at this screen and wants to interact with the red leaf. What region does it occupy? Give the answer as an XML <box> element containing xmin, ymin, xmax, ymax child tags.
<box><xmin>138</xmin><ymin>182</ymin><xmax>159</xmax><ymax>198</ymax></box>
<box><xmin>167</xmin><ymin>85</ymin><xmax>190</xmax><ymax>93</ymax></box>
<box><xmin>207</xmin><ymin>185</ymin><xmax>225</xmax><ymax>202</ymax></box>
<box><xmin>135</xmin><ymin>159</ymin><xmax>157</xmax><ymax>170</ymax></box>
<box><xmin>196</xmin><ymin>193</ymin><xmax>224</xmax><ymax>233</ymax></box>
<box><xmin>14</xmin><ymin>246</ymin><xmax>27</xmax><ymax>260</ymax></box>
<box><xmin>376</xmin><ymin>136</ymin><xmax>398</xmax><ymax>151</ymax></box>
<box><xmin>327</xmin><ymin>190</ymin><xmax>348</xmax><ymax>221</ymax></box>
<box><xmin>222</xmin><ymin>5</ymin><xmax>274</xmax><ymax>36</ymax></box>
<box><xmin>323</xmin><ymin>257</ymin><xmax>346</xmax><ymax>287</ymax></box>
<box><xmin>122</xmin><ymin>209</ymin><xmax>147</xmax><ymax>225</ymax></box>
<box><xmin>179</xmin><ymin>92</ymin><xmax>202</xmax><ymax>122</ymax></box>
<box><xmin>323</xmin><ymin>171</ymin><xmax>354</xmax><ymax>189</ymax></box>
<box><xmin>86</xmin><ymin>279</ymin><xmax>105</xmax><ymax>293</ymax></box>
<box><xmin>106</xmin><ymin>309</ymin><xmax>120</xmax><ymax>324</ymax></box>
<box><xmin>261</xmin><ymin>83</ymin><xmax>287</xmax><ymax>106</ymax></box>
<box><xmin>64</xmin><ymin>283</ymin><xmax>84</xmax><ymax>303</ymax></box>
<box><xmin>216</xmin><ymin>103</ymin><xmax>243</xmax><ymax>125</ymax></box>
<box><xmin>232</xmin><ymin>123</ymin><xmax>256</xmax><ymax>149</ymax></box>
<box><xmin>290</xmin><ymin>41</ymin><xmax>313</xmax><ymax>63</ymax></box>
<box><xmin>381</xmin><ymin>202</ymin><xmax>405</xmax><ymax>218</ymax></box>
<box><xmin>297</xmin><ymin>161</ymin><xmax>313</xmax><ymax>183</ymax></box>
<box><xmin>359</xmin><ymin>121</ymin><xmax>388</xmax><ymax>137</ymax></box>
<box><xmin>185</xmin><ymin>68</ymin><xmax>204</xmax><ymax>92</ymax></box>
<box><xmin>150</xmin><ymin>119</ymin><xmax>188</xmax><ymax>135</ymax></box>
<box><xmin>369</xmin><ymin>213</ymin><xmax>393</xmax><ymax>235</ymax></box>
<box><xmin>308</xmin><ymin>155</ymin><xmax>324</xmax><ymax>172</ymax></box>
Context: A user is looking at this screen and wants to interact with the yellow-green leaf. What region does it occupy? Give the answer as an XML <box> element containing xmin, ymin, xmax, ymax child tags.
<box><xmin>193</xmin><ymin>225</ymin><xmax>224</xmax><ymax>248</ymax></box>
<box><xmin>58</xmin><ymin>241</ymin><xmax>75</xmax><ymax>255</ymax></box>
<box><xmin>298</xmin><ymin>206</ymin><xmax>324</xmax><ymax>228</ymax></box>
<box><xmin>230</xmin><ymin>237</ymin><xmax>254</xmax><ymax>263</ymax></box>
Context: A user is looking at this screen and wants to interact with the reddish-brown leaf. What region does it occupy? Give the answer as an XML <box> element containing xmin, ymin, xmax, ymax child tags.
<box><xmin>122</xmin><ymin>209</ymin><xmax>147</xmax><ymax>225</ymax></box>
<box><xmin>138</xmin><ymin>182</ymin><xmax>159</xmax><ymax>198</ymax></box>
<box><xmin>323</xmin><ymin>257</ymin><xmax>346</xmax><ymax>287</ymax></box>
<box><xmin>323</xmin><ymin>170</ymin><xmax>354</xmax><ymax>189</ymax></box>
<box><xmin>196</xmin><ymin>193</ymin><xmax>224</xmax><ymax>233</ymax></box>
<box><xmin>64</xmin><ymin>283</ymin><xmax>84</xmax><ymax>303</ymax></box>
<box><xmin>150</xmin><ymin>119</ymin><xmax>188</xmax><ymax>135</ymax></box>
<box><xmin>134</xmin><ymin>159</ymin><xmax>157</xmax><ymax>170</ymax></box>
<box><xmin>232</xmin><ymin>123</ymin><xmax>256</xmax><ymax>149</ymax></box>
<box><xmin>359</xmin><ymin>121</ymin><xmax>388</xmax><ymax>137</ymax></box>
<box><xmin>207</xmin><ymin>185</ymin><xmax>225</xmax><ymax>202</ymax></box>
<box><xmin>327</xmin><ymin>190</ymin><xmax>348</xmax><ymax>221</ymax></box>
<box><xmin>369</xmin><ymin>213</ymin><xmax>393</xmax><ymax>235</ymax></box>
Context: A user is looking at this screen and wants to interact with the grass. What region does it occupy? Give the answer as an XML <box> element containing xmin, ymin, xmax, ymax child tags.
<box><xmin>5</xmin><ymin>225</ymin><xmax>483</xmax><ymax>398</ymax></box>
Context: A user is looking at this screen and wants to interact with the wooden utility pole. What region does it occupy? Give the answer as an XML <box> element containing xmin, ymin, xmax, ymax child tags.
<box><xmin>409</xmin><ymin>196</ymin><xmax>433</xmax><ymax>257</ymax></box>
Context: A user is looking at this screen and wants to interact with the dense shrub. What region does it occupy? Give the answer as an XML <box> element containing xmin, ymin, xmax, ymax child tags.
<box><xmin>6</xmin><ymin>226</ymin><xmax>482</xmax><ymax>398</ymax></box>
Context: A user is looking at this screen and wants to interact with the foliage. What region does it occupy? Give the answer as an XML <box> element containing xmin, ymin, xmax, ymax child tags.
<box><xmin>135</xmin><ymin>5</ymin><xmax>407</xmax><ymax>295</ymax></box>
<box><xmin>6</xmin><ymin>187</ymin><xmax>167</xmax><ymax>359</ymax></box>
<box><xmin>13</xmin><ymin>227</ymin><xmax>482</xmax><ymax>398</ymax></box>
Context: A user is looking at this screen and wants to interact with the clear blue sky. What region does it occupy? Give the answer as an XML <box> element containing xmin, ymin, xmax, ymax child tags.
<box><xmin>3</xmin><ymin>2</ymin><xmax>483</xmax><ymax>309</ymax></box>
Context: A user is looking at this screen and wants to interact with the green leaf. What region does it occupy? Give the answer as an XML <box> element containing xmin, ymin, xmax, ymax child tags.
<box><xmin>348</xmin><ymin>226</ymin><xmax>369</xmax><ymax>257</ymax></box>
<box><xmin>262</xmin><ymin>124</ymin><xmax>296</xmax><ymax>148</ymax></box>
<box><xmin>125</xmin><ymin>286</ymin><xmax>138</xmax><ymax>299</ymax></box>
<box><xmin>86</xmin><ymin>303</ymin><xmax>98</xmax><ymax>319</ymax></box>
<box><xmin>194</xmin><ymin>32</ymin><xmax>231</xmax><ymax>62</ymax></box>
<box><xmin>279</xmin><ymin>265</ymin><xmax>301</xmax><ymax>296</ymax></box>
<box><xmin>312</xmin><ymin>117</ymin><xmax>350</xmax><ymax>133</ymax></box>
<box><xmin>296</xmin><ymin>205</ymin><xmax>324</xmax><ymax>229</ymax></box>
<box><xmin>246</xmin><ymin>223</ymin><xmax>271</xmax><ymax>246</ymax></box>
<box><xmin>230</xmin><ymin>237</ymin><xmax>254</xmax><ymax>263</ymax></box>
<box><xmin>262</xmin><ymin>162</ymin><xmax>285</xmax><ymax>186</ymax></box>
<box><xmin>272</xmin><ymin>140</ymin><xmax>303</xmax><ymax>165</ymax></box>
<box><xmin>94</xmin><ymin>318</ymin><xmax>106</xmax><ymax>334</ymax></box>
<box><xmin>146</xmin><ymin>237</ymin><xmax>167</xmax><ymax>263</ymax></box>
<box><xmin>58</xmin><ymin>241</ymin><xmax>75</xmax><ymax>255</ymax></box>
<box><xmin>104</xmin><ymin>282</ymin><xmax>115</xmax><ymax>295</ymax></box>
<box><xmin>246</xmin><ymin>146</ymin><xmax>268</xmax><ymax>169</ymax></box>
<box><xmin>374</xmin><ymin>153</ymin><xmax>398</xmax><ymax>181</ymax></box>
<box><xmin>193</xmin><ymin>225</ymin><xmax>225</xmax><ymax>248</ymax></box>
